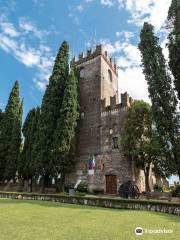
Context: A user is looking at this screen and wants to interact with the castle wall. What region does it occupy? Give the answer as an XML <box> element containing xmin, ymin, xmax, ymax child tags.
<box><xmin>66</xmin><ymin>45</ymin><xmax>139</xmax><ymax>194</ymax></box>
<box><xmin>98</xmin><ymin>109</ymin><xmax>133</xmax><ymax>191</ymax></box>
<box><xmin>77</xmin><ymin>55</ymin><xmax>101</xmax><ymax>156</ymax></box>
<box><xmin>101</xmin><ymin>56</ymin><xmax>118</xmax><ymax>105</ymax></box>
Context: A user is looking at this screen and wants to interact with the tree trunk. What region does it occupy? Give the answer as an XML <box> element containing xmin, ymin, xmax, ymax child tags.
<box><xmin>56</xmin><ymin>174</ymin><xmax>65</xmax><ymax>193</ymax></box>
<box><xmin>55</xmin><ymin>178</ymin><xmax>61</xmax><ymax>192</ymax></box>
<box><xmin>28</xmin><ymin>178</ymin><xmax>33</xmax><ymax>192</ymax></box>
<box><xmin>43</xmin><ymin>173</ymin><xmax>49</xmax><ymax>191</ymax></box>
<box><xmin>176</xmin><ymin>9</ymin><xmax>180</xmax><ymax>28</ymax></box>
<box><xmin>178</xmin><ymin>169</ymin><xmax>180</xmax><ymax>182</ymax></box>
<box><xmin>144</xmin><ymin>165</ymin><xmax>151</xmax><ymax>192</ymax></box>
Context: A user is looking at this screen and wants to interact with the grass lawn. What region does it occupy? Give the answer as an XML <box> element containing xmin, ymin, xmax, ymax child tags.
<box><xmin>0</xmin><ymin>199</ymin><xmax>179</xmax><ymax>240</ymax></box>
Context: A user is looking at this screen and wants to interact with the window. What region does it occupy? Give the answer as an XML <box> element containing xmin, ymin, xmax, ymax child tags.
<box><xmin>109</xmin><ymin>128</ymin><xmax>113</xmax><ymax>135</ymax></box>
<box><xmin>81</xmin><ymin>112</ymin><xmax>85</xmax><ymax>119</ymax></box>
<box><xmin>108</xmin><ymin>69</ymin><xmax>112</xmax><ymax>82</ymax></box>
<box><xmin>112</xmin><ymin>137</ymin><xmax>118</xmax><ymax>149</ymax></box>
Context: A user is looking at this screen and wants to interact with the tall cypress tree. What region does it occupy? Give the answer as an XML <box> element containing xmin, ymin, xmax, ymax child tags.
<box><xmin>167</xmin><ymin>0</ymin><xmax>180</xmax><ymax>99</ymax></box>
<box><xmin>0</xmin><ymin>109</ymin><xmax>4</xmax><ymax>180</ymax></box>
<box><xmin>18</xmin><ymin>107</ymin><xmax>40</xmax><ymax>186</ymax></box>
<box><xmin>0</xmin><ymin>81</ymin><xmax>22</xmax><ymax>180</ymax></box>
<box><xmin>36</xmin><ymin>41</ymin><xmax>69</xmax><ymax>186</ymax></box>
<box><xmin>0</xmin><ymin>109</ymin><xmax>3</xmax><ymax>137</ymax></box>
<box><xmin>0</xmin><ymin>109</ymin><xmax>3</xmax><ymax>124</ymax></box>
<box><xmin>53</xmin><ymin>68</ymin><xmax>79</xmax><ymax>187</ymax></box>
<box><xmin>139</xmin><ymin>23</ymin><xmax>179</xmax><ymax>176</ymax></box>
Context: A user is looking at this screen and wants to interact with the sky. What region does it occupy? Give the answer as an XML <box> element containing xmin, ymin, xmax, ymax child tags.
<box><xmin>0</xmin><ymin>0</ymin><xmax>172</xmax><ymax>119</ymax></box>
<box><xmin>0</xmin><ymin>0</ymin><xmax>179</xmax><ymax>184</ymax></box>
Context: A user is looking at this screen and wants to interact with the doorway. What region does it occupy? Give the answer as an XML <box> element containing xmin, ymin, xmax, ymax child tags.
<box><xmin>106</xmin><ymin>175</ymin><xmax>117</xmax><ymax>194</ymax></box>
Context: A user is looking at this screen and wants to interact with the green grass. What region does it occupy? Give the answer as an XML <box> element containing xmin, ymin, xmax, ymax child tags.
<box><xmin>0</xmin><ymin>199</ymin><xmax>179</xmax><ymax>240</ymax></box>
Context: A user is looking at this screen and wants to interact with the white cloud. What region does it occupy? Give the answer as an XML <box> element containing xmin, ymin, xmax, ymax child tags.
<box><xmin>101</xmin><ymin>39</ymin><xmax>124</xmax><ymax>54</ymax></box>
<box><xmin>161</xmin><ymin>38</ymin><xmax>169</xmax><ymax>61</ymax></box>
<box><xmin>101</xmin><ymin>0</ymin><xmax>114</xmax><ymax>6</ymax></box>
<box><xmin>0</xmin><ymin>15</ymin><xmax>19</xmax><ymax>37</ymax></box>
<box><xmin>98</xmin><ymin>0</ymin><xmax>171</xmax><ymax>31</ymax></box>
<box><xmin>124</xmin><ymin>0</ymin><xmax>171</xmax><ymax>31</ymax></box>
<box><xmin>19</xmin><ymin>17</ymin><xmax>49</xmax><ymax>39</ymax></box>
<box><xmin>97</xmin><ymin>0</ymin><xmax>171</xmax><ymax>103</ymax></box>
<box><xmin>118</xmin><ymin>67</ymin><xmax>149</xmax><ymax>103</ymax></box>
<box><xmin>76</xmin><ymin>5</ymin><xmax>84</xmax><ymax>12</ymax></box>
<box><xmin>35</xmin><ymin>81</ymin><xmax>47</xmax><ymax>91</ymax></box>
<box><xmin>115</xmin><ymin>31</ymin><xmax>134</xmax><ymax>41</ymax></box>
<box><xmin>124</xmin><ymin>31</ymin><xmax>134</xmax><ymax>41</ymax></box>
<box><xmin>117</xmin><ymin>42</ymin><xmax>149</xmax><ymax>102</ymax></box>
<box><xmin>101</xmin><ymin>39</ymin><xmax>149</xmax><ymax>102</ymax></box>
<box><xmin>148</xmin><ymin>0</ymin><xmax>171</xmax><ymax>31</ymax></box>
<box><xmin>68</xmin><ymin>13</ymin><xmax>80</xmax><ymax>25</ymax></box>
<box><xmin>0</xmin><ymin>14</ymin><xmax>54</xmax><ymax>91</ymax></box>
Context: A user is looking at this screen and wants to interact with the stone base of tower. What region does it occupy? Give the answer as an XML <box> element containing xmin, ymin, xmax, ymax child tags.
<box><xmin>66</xmin><ymin>152</ymin><xmax>145</xmax><ymax>194</ymax></box>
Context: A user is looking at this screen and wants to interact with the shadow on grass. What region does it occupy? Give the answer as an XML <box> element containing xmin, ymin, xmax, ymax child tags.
<box><xmin>0</xmin><ymin>198</ymin><xmax>180</xmax><ymax>223</ymax></box>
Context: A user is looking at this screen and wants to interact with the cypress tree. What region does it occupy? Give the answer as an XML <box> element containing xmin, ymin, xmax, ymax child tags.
<box><xmin>36</xmin><ymin>41</ymin><xmax>69</xmax><ymax>187</ymax></box>
<box><xmin>139</xmin><ymin>23</ymin><xmax>179</xmax><ymax>176</ymax></box>
<box><xmin>4</xmin><ymin>100</ymin><xmax>23</xmax><ymax>180</ymax></box>
<box><xmin>167</xmin><ymin>0</ymin><xmax>180</xmax><ymax>99</ymax></box>
<box><xmin>0</xmin><ymin>109</ymin><xmax>3</xmax><ymax>124</ymax></box>
<box><xmin>0</xmin><ymin>81</ymin><xmax>22</xmax><ymax>180</ymax></box>
<box><xmin>0</xmin><ymin>109</ymin><xmax>3</xmax><ymax>136</ymax></box>
<box><xmin>53</xmin><ymin>68</ymin><xmax>79</xmax><ymax>188</ymax></box>
<box><xmin>0</xmin><ymin>109</ymin><xmax>4</xmax><ymax>180</ymax></box>
<box><xmin>18</xmin><ymin>107</ymin><xmax>40</xmax><ymax>188</ymax></box>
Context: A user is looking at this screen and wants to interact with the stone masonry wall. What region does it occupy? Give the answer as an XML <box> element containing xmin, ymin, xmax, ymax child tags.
<box><xmin>0</xmin><ymin>192</ymin><xmax>180</xmax><ymax>216</ymax></box>
<box><xmin>66</xmin><ymin>45</ymin><xmax>139</xmax><ymax>194</ymax></box>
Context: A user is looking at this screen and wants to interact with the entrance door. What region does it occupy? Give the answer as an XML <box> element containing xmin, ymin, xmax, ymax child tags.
<box><xmin>106</xmin><ymin>175</ymin><xmax>117</xmax><ymax>194</ymax></box>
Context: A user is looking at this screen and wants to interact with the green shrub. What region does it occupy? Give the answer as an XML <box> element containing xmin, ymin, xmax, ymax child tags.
<box><xmin>76</xmin><ymin>182</ymin><xmax>88</xmax><ymax>193</ymax></box>
<box><xmin>64</xmin><ymin>184</ymin><xmax>74</xmax><ymax>193</ymax></box>
<box><xmin>153</xmin><ymin>184</ymin><xmax>163</xmax><ymax>192</ymax></box>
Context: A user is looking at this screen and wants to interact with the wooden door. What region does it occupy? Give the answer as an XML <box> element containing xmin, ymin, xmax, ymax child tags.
<box><xmin>106</xmin><ymin>175</ymin><xmax>117</xmax><ymax>194</ymax></box>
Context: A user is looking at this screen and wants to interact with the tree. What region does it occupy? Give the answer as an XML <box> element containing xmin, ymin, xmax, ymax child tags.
<box><xmin>139</xmin><ymin>23</ymin><xmax>179</xmax><ymax>177</ymax></box>
<box><xmin>167</xmin><ymin>0</ymin><xmax>180</xmax><ymax>99</ymax></box>
<box><xmin>18</xmin><ymin>107</ymin><xmax>40</xmax><ymax>191</ymax></box>
<box><xmin>52</xmin><ymin>68</ymin><xmax>79</xmax><ymax>190</ymax></box>
<box><xmin>0</xmin><ymin>109</ymin><xmax>4</xmax><ymax>180</ymax></box>
<box><xmin>0</xmin><ymin>109</ymin><xmax>3</xmax><ymax>124</ymax></box>
<box><xmin>0</xmin><ymin>81</ymin><xmax>22</xmax><ymax>181</ymax></box>
<box><xmin>36</xmin><ymin>41</ymin><xmax>69</xmax><ymax>187</ymax></box>
<box><xmin>121</xmin><ymin>100</ymin><xmax>162</xmax><ymax>192</ymax></box>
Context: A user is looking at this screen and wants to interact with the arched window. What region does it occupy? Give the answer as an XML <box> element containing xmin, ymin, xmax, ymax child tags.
<box><xmin>108</xmin><ymin>69</ymin><xmax>112</xmax><ymax>82</ymax></box>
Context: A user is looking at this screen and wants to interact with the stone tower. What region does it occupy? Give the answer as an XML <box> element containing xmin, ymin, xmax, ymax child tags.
<box><xmin>67</xmin><ymin>45</ymin><xmax>144</xmax><ymax>193</ymax></box>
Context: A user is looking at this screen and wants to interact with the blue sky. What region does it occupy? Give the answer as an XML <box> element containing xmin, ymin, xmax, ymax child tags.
<box><xmin>0</xmin><ymin>0</ymin><xmax>171</xmax><ymax>119</ymax></box>
<box><xmin>0</xmin><ymin>0</ymin><xmax>178</xmax><ymax>184</ymax></box>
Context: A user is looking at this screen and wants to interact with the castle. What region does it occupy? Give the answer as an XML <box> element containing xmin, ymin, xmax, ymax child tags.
<box><xmin>67</xmin><ymin>45</ymin><xmax>155</xmax><ymax>194</ymax></box>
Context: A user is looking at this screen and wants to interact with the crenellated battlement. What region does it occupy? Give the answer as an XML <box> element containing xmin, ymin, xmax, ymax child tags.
<box><xmin>72</xmin><ymin>45</ymin><xmax>118</xmax><ymax>76</ymax></box>
<box><xmin>101</xmin><ymin>92</ymin><xmax>133</xmax><ymax>115</ymax></box>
